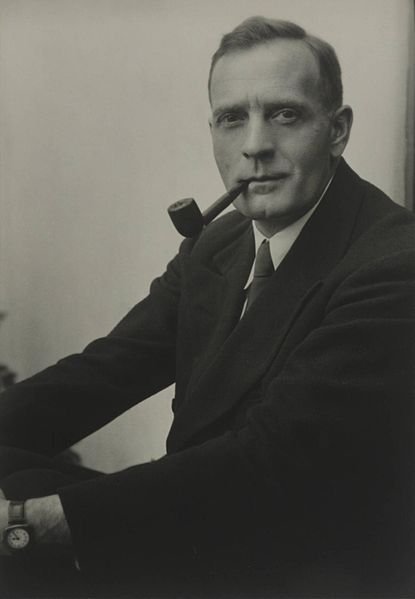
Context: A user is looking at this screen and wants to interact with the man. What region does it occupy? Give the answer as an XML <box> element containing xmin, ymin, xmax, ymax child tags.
<box><xmin>0</xmin><ymin>16</ymin><xmax>414</xmax><ymax>598</ymax></box>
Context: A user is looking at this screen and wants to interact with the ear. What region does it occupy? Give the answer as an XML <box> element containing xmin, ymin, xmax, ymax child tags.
<box><xmin>329</xmin><ymin>105</ymin><xmax>353</xmax><ymax>158</ymax></box>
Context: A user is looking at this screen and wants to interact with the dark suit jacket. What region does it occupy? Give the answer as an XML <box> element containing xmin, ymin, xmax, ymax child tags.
<box><xmin>1</xmin><ymin>159</ymin><xmax>415</xmax><ymax>596</ymax></box>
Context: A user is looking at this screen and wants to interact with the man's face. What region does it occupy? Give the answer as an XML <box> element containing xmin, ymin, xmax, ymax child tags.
<box><xmin>209</xmin><ymin>40</ymin><xmax>340</xmax><ymax>236</ymax></box>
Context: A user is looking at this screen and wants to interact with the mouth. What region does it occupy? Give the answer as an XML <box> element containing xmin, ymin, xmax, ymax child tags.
<box><xmin>239</xmin><ymin>174</ymin><xmax>289</xmax><ymax>194</ymax></box>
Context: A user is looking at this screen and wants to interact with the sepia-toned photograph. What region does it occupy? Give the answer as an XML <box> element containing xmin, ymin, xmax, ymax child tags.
<box><xmin>0</xmin><ymin>0</ymin><xmax>414</xmax><ymax>597</ymax></box>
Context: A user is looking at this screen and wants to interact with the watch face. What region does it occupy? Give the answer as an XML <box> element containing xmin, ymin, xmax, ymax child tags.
<box><xmin>6</xmin><ymin>527</ymin><xmax>31</xmax><ymax>550</ymax></box>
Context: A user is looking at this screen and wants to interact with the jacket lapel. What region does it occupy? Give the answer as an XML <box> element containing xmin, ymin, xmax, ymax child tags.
<box><xmin>178</xmin><ymin>219</ymin><xmax>254</xmax><ymax>389</ymax></box>
<box><xmin>170</xmin><ymin>160</ymin><xmax>365</xmax><ymax>449</ymax></box>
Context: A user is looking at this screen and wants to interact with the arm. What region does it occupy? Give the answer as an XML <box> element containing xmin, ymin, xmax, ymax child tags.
<box><xmin>48</xmin><ymin>248</ymin><xmax>415</xmax><ymax>585</ymax></box>
<box><xmin>0</xmin><ymin>237</ymin><xmax>195</xmax><ymax>455</ymax></box>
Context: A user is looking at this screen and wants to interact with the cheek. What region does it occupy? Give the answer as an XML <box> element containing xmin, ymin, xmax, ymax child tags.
<box><xmin>288</xmin><ymin>121</ymin><xmax>330</xmax><ymax>153</ymax></box>
<box><xmin>286</xmin><ymin>133</ymin><xmax>331</xmax><ymax>175</ymax></box>
<box><xmin>212</xmin><ymin>136</ymin><xmax>237</xmax><ymax>175</ymax></box>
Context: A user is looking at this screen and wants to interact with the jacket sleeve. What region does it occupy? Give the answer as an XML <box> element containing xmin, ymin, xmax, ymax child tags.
<box><xmin>58</xmin><ymin>246</ymin><xmax>415</xmax><ymax>591</ymax></box>
<box><xmin>0</xmin><ymin>238</ymin><xmax>195</xmax><ymax>456</ymax></box>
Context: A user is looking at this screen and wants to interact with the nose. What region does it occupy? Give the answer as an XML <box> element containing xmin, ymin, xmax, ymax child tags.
<box><xmin>241</xmin><ymin>116</ymin><xmax>275</xmax><ymax>161</ymax></box>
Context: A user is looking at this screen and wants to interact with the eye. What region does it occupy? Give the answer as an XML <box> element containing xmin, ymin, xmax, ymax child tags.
<box><xmin>216</xmin><ymin>112</ymin><xmax>245</xmax><ymax>127</ymax></box>
<box><xmin>271</xmin><ymin>108</ymin><xmax>299</xmax><ymax>124</ymax></box>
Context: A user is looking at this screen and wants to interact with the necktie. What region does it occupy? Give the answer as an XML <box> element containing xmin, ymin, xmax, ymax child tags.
<box><xmin>245</xmin><ymin>240</ymin><xmax>274</xmax><ymax>311</ymax></box>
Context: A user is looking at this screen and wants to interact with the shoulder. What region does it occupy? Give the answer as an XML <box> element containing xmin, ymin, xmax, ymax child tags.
<box><xmin>328</xmin><ymin>177</ymin><xmax>415</xmax><ymax>301</ymax></box>
<box><xmin>352</xmin><ymin>180</ymin><xmax>414</xmax><ymax>259</ymax></box>
<box><xmin>328</xmin><ymin>159</ymin><xmax>414</xmax><ymax>256</ymax></box>
<box><xmin>357</xmin><ymin>178</ymin><xmax>413</xmax><ymax>231</ymax></box>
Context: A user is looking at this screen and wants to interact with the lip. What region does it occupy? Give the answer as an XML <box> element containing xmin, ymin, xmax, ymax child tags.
<box><xmin>239</xmin><ymin>174</ymin><xmax>289</xmax><ymax>185</ymax></box>
<box><xmin>238</xmin><ymin>175</ymin><xmax>288</xmax><ymax>194</ymax></box>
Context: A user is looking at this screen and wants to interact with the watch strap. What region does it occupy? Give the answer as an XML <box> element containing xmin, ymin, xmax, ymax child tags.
<box><xmin>8</xmin><ymin>500</ymin><xmax>26</xmax><ymax>525</ymax></box>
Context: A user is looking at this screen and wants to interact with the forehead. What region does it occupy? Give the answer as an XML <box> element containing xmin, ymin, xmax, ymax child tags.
<box><xmin>210</xmin><ymin>39</ymin><xmax>322</xmax><ymax>108</ymax></box>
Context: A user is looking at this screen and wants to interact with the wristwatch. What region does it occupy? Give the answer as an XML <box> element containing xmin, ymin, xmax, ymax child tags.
<box><xmin>3</xmin><ymin>500</ymin><xmax>33</xmax><ymax>552</ymax></box>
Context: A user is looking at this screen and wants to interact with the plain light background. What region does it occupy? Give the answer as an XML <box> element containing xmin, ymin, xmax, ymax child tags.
<box><xmin>0</xmin><ymin>0</ymin><xmax>412</xmax><ymax>472</ymax></box>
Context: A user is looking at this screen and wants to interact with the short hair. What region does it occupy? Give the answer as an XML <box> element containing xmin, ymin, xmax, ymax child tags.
<box><xmin>208</xmin><ymin>16</ymin><xmax>343</xmax><ymax>112</ymax></box>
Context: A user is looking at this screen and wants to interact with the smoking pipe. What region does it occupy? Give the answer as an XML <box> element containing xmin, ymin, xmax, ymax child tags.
<box><xmin>167</xmin><ymin>181</ymin><xmax>247</xmax><ymax>238</ymax></box>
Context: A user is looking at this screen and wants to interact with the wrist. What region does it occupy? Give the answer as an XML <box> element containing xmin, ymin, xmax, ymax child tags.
<box><xmin>25</xmin><ymin>495</ymin><xmax>71</xmax><ymax>546</ymax></box>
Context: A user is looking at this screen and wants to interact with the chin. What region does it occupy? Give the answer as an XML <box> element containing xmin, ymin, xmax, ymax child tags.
<box><xmin>239</xmin><ymin>195</ymin><xmax>286</xmax><ymax>221</ymax></box>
